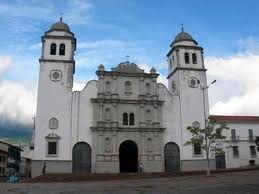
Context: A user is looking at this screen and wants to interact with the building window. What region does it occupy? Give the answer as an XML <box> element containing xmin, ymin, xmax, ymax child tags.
<box><xmin>48</xmin><ymin>142</ymin><xmax>57</xmax><ymax>155</ymax></box>
<box><xmin>123</xmin><ymin>113</ymin><xmax>128</xmax><ymax>125</ymax></box>
<box><xmin>50</xmin><ymin>43</ymin><xmax>56</xmax><ymax>55</ymax></box>
<box><xmin>129</xmin><ymin>113</ymin><xmax>134</xmax><ymax>125</ymax></box>
<box><xmin>184</xmin><ymin>52</ymin><xmax>190</xmax><ymax>64</ymax></box>
<box><xmin>169</xmin><ymin>58</ymin><xmax>172</xmax><ymax>69</ymax></box>
<box><xmin>59</xmin><ymin>43</ymin><xmax>65</xmax><ymax>55</ymax></box>
<box><xmin>2</xmin><ymin>167</ymin><xmax>5</xmax><ymax>175</ymax></box>
<box><xmin>231</xmin><ymin>129</ymin><xmax>236</xmax><ymax>140</ymax></box>
<box><xmin>232</xmin><ymin>146</ymin><xmax>239</xmax><ymax>157</ymax></box>
<box><xmin>105</xmin><ymin>81</ymin><xmax>111</xmax><ymax>94</ymax></box>
<box><xmin>125</xmin><ymin>81</ymin><xmax>132</xmax><ymax>94</ymax></box>
<box><xmin>194</xmin><ymin>143</ymin><xmax>202</xmax><ymax>155</ymax></box>
<box><xmin>0</xmin><ymin>155</ymin><xmax>2</xmax><ymax>163</ymax></box>
<box><xmin>192</xmin><ymin>53</ymin><xmax>197</xmax><ymax>64</ymax></box>
<box><xmin>248</xmin><ymin>129</ymin><xmax>254</xmax><ymax>141</ymax></box>
<box><xmin>3</xmin><ymin>156</ymin><xmax>5</xmax><ymax>163</ymax></box>
<box><xmin>250</xmin><ymin>146</ymin><xmax>256</xmax><ymax>157</ymax></box>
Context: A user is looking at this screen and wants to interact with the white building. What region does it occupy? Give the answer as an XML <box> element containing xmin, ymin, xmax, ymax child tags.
<box><xmin>32</xmin><ymin>19</ymin><xmax>259</xmax><ymax>177</ymax></box>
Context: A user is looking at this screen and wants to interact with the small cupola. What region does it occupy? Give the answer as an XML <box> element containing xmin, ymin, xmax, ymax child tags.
<box><xmin>170</xmin><ymin>27</ymin><xmax>198</xmax><ymax>47</ymax></box>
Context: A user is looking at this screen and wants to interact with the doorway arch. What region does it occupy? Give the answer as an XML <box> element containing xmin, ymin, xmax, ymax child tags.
<box><xmin>119</xmin><ymin>140</ymin><xmax>138</xmax><ymax>172</ymax></box>
<box><xmin>164</xmin><ymin>142</ymin><xmax>180</xmax><ymax>172</ymax></box>
<box><xmin>72</xmin><ymin>142</ymin><xmax>91</xmax><ymax>173</ymax></box>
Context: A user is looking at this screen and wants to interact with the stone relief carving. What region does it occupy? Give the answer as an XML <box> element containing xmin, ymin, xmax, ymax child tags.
<box><xmin>49</xmin><ymin>117</ymin><xmax>58</xmax><ymax>129</ymax></box>
<box><xmin>192</xmin><ymin>121</ymin><xmax>200</xmax><ymax>128</ymax></box>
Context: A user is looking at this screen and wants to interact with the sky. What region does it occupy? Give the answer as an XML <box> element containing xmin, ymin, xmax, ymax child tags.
<box><xmin>1</xmin><ymin>0</ymin><xmax>259</xmax><ymax>135</ymax></box>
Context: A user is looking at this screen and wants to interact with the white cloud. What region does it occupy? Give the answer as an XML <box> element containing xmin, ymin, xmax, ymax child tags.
<box><xmin>0</xmin><ymin>80</ymin><xmax>36</xmax><ymax>125</ymax></box>
<box><xmin>76</xmin><ymin>39</ymin><xmax>151</xmax><ymax>68</ymax></box>
<box><xmin>0</xmin><ymin>56</ymin><xmax>12</xmax><ymax>76</ymax></box>
<box><xmin>206</xmin><ymin>53</ymin><xmax>259</xmax><ymax>116</ymax></box>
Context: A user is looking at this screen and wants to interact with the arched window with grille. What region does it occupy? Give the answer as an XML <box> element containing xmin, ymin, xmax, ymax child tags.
<box><xmin>192</xmin><ymin>53</ymin><xmax>197</xmax><ymax>64</ymax></box>
<box><xmin>184</xmin><ymin>52</ymin><xmax>189</xmax><ymax>64</ymax></box>
<box><xmin>50</xmin><ymin>43</ymin><xmax>56</xmax><ymax>55</ymax></box>
<box><xmin>123</xmin><ymin>113</ymin><xmax>128</xmax><ymax>125</ymax></box>
<box><xmin>129</xmin><ymin>113</ymin><xmax>134</xmax><ymax>126</ymax></box>
<box><xmin>59</xmin><ymin>43</ymin><xmax>65</xmax><ymax>55</ymax></box>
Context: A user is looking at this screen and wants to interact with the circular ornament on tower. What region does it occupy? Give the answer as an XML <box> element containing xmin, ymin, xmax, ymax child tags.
<box><xmin>188</xmin><ymin>77</ymin><xmax>198</xmax><ymax>88</ymax></box>
<box><xmin>50</xmin><ymin>70</ymin><xmax>62</xmax><ymax>81</ymax></box>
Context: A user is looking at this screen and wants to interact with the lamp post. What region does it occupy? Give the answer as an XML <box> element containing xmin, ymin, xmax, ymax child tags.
<box><xmin>201</xmin><ymin>80</ymin><xmax>216</xmax><ymax>122</ymax></box>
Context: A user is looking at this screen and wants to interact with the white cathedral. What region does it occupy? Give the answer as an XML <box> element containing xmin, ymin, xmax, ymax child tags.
<box><xmin>32</xmin><ymin>19</ymin><xmax>259</xmax><ymax>177</ymax></box>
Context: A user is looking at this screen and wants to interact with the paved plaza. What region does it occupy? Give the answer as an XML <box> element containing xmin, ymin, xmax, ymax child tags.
<box><xmin>1</xmin><ymin>170</ymin><xmax>259</xmax><ymax>194</ymax></box>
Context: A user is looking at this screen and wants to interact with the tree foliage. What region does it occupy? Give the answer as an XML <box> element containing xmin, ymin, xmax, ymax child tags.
<box><xmin>185</xmin><ymin>117</ymin><xmax>229</xmax><ymax>175</ymax></box>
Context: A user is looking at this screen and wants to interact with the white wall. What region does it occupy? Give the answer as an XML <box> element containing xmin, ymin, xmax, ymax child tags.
<box><xmin>222</xmin><ymin>122</ymin><xmax>259</xmax><ymax>168</ymax></box>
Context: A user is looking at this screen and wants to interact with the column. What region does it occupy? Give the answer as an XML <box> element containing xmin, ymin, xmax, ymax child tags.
<box><xmin>140</xmin><ymin>77</ymin><xmax>144</xmax><ymax>95</ymax></box>
<box><xmin>99</xmin><ymin>75</ymin><xmax>104</xmax><ymax>93</ymax></box>
<box><xmin>176</xmin><ymin>49</ymin><xmax>180</xmax><ymax>66</ymax></box>
<box><xmin>113</xmin><ymin>75</ymin><xmax>117</xmax><ymax>94</ymax></box>
<box><xmin>153</xmin><ymin>104</ymin><xmax>158</xmax><ymax>123</ymax></box>
<box><xmin>112</xmin><ymin>103</ymin><xmax>117</xmax><ymax>122</ymax></box>
<box><xmin>99</xmin><ymin>103</ymin><xmax>104</xmax><ymax>121</ymax></box>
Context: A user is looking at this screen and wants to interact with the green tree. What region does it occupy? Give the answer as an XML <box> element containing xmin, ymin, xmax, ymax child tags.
<box><xmin>185</xmin><ymin>117</ymin><xmax>229</xmax><ymax>176</ymax></box>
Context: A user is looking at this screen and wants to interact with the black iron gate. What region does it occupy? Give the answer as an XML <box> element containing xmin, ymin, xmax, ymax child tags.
<box><xmin>72</xmin><ymin>142</ymin><xmax>91</xmax><ymax>173</ymax></box>
<box><xmin>216</xmin><ymin>155</ymin><xmax>226</xmax><ymax>169</ymax></box>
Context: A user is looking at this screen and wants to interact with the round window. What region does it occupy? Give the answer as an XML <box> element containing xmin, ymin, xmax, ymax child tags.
<box><xmin>52</xmin><ymin>72</ymin><xmax>60</xmax><ymax>80</ymax></box>
<box><xmin>190</xmin><ymin>79</ymin><xmax>196</xmax><ymax>86</ymax></box>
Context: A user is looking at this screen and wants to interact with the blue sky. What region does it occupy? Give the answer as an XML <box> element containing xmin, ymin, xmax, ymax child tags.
<box><xmin>1</xmin><ymin>0</ymin><xmax>259</xmax><ymax>131</ymax></box>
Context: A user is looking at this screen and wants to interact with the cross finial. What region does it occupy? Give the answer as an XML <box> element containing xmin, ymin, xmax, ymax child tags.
<box><xmin>126</xmin><ymin>55</ymin><xmax>130</xmax><ymax>62</ymax></box>
<box><xmin>60</xmin><ymin>12</ymin><xmax>64</xmax><ymax>22</ymax></box>
<box><xmin>181</xmin><ymin>23</ymin><xmax>184</xmax><ymax>32</ymax></box>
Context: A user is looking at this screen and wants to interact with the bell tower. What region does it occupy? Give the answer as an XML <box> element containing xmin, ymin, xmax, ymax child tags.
<box><xmin>33</xmin><ymin>18</ymin><xmax>76</xmax><ymax>176</ymax></box>
<box><xmin>167</xmin><ymin>28</ymin><xmax>209</xmax><ymax>165</ymax></box>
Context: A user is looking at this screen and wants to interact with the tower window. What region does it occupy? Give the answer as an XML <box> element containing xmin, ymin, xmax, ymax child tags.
<box><xmin>59</xmin><ymin>43</ymin><xmax>65</xmax><ymax>55</ymax></box>
<box><xmin>129</xmin><ymin>113</ymin><xmax>134</xmax><ymax>125</ymax></box>
<box><xmin>192</xmin><ymin>53</ymin><xmax>197</xmax><ymax>64</ymax></box>
<box><xmin>184</xmin><ymin>52</ymin><xmax>190</xmax><ymax>64</ymax></box>
<box><xmin>123</xmin><ymin>113</ymin><xmax>128</xmax><ymax>125</ymax></box>
<box><xmin>50</xmin><ymin>43</ymin><xmax>56</xmax><ymax>55</ymax></box>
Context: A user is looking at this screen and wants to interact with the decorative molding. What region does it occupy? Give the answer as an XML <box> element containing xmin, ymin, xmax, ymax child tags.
<box><xmin>167</xmin><ymin>67</ymin><xmax>207</xmax><ymax>79</ymax></box>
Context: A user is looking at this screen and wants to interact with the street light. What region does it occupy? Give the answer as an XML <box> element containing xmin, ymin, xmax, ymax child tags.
<box><xmin>201</xmin><ymin>79</ymin><xmax>217</xmax><ymax>122</ymax></box>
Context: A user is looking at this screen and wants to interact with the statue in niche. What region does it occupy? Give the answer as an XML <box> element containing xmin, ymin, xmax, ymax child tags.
<box><xmin>147</xmin><ymin>138</ymin><xmax>152</xmax><ymax>152</ymax></box>
<box><xmin>105</xmin><ymin>137</ymin><xmax>111</xmax><ymax>152</ymax></box>
<box><xmin>125</xmin><ymin>81</ymin><xmax>132</xmax><ymax>94</ymax></box>
<box><xmin>104</xmin><ymin>108</ymin><xmax>111</xmax><ymax>121</ymax></box>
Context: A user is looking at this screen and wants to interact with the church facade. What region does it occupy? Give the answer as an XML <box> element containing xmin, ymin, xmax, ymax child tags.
<box><xmin>32</xmin><ymin>19</ymin><xmax>258</xmax><ymax>177</ymax></box>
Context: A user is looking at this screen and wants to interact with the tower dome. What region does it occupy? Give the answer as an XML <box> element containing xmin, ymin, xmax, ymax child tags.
<box><xmin>170</xmin><ymin>29</ymin><xmax>198</xmax><ymax>47</ymax></box>
<box><xmin>49</xmin><ymin>17</ymin><xmax>71</xmax><ymax>32</ymax></box>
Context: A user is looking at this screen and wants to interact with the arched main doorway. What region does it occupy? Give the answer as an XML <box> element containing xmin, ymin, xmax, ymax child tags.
<box><xmin>72</xmin><ymin>142</ymin><xmax>91</xmax><ymax>173</ymax></box>
<box><xmin>119</xmin><ymin>140</ymin><xmax>138</xmax><ymax>172</ymax></box>
<box><xmin>164</xmin><ymin>142</ymin><xmax>180</xmax><ymax>172</ymax></box>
